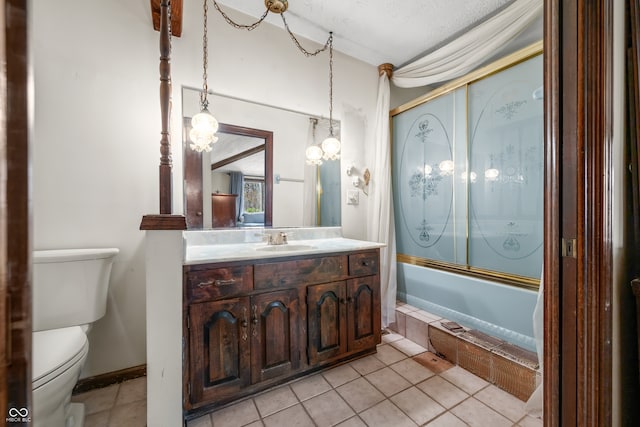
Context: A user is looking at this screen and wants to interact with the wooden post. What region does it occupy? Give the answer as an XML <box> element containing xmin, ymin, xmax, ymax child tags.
<box><xmin>140</xmin><ymin>0</ymin><xmax>186</xmax><ymax>230</ymax></box>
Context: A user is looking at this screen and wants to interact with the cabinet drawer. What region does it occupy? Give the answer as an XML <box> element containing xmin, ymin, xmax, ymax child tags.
<box><xmin>186</xmin><ymin>266</ymin><xmax>253</xmax><ymax>302</ymax></box>
<box><xmin>348</xmin><ymin>252</ymin><xmax>379</xmax><ymax>276</ymax></box>
<box><xmin>254</xmin><ymin>255</ymin><xmax>348</xmax><ymax>290</ymax></box>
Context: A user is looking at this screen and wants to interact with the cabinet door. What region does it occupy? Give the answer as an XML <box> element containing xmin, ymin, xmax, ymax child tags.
<box><xmin>250</xmin><ymin>289</ymin><xmax>300</xmax><ymax>383</ymax></box>
<box><xmin>307</xmin><ymin>281</ymin><xmax>347</xmax><ymax>364</ymax></box>
<box><xmin>347</xmin><ymin>276</ymin><xmax>381</xmax><ymax>352</ymax></box>
<box><xmin>188</xmin><ymin>297</ymin><xmax>250</xmax><ymax>406</ymax></box>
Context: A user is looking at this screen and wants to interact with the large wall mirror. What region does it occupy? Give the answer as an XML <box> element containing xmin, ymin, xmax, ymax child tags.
<box><xmin>182</xmin><ymin>87</ymin><xmax>341</xmax><ymax>229</ymax></box>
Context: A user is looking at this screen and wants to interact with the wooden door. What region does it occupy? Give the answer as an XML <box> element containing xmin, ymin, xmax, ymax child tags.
<box><xmin>250</xmin><ymin>289</ymin><xmax>300</xmax><ymax>383</ymax></box>
<box><xmin>346</xmin><ymin>277</ymin><xmax>381</xmax><ymax>352</ymax></box>
<box><xmin>2</xmin><ymin>0</ymin><xmax>31</xmax><ymax>417</ymax></box>
<box><xmin>188</xmin><ymin>297</ymin><xmax>250</xmax><ymax>406</ymax></box>
<box><xmin>307</xmin><ymin>282</ymin><xmax>347</xmax><ymax>364</ymax></box>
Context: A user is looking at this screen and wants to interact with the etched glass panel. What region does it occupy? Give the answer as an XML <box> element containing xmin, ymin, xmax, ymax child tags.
<box><xmin>393</xmin><ymin>92</ymin><xmax>458</xmax><ymax>263</ymax></box>
<box><xmin>468</xmin><ymin>55</ymin><xmax>543</xmax><ymax>279</ymax></box>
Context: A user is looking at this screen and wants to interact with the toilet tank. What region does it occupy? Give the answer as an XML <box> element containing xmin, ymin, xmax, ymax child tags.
<box><xmin>32</xmin><ymin>248</ymin><xmax>119</xmax><ymax>332</ymax></box>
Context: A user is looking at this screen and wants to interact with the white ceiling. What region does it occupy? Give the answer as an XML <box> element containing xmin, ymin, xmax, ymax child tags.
<box><xmin>215</xmin><ymin>0</ymin><xmax>538</xmax><ymax>67</ymax></box>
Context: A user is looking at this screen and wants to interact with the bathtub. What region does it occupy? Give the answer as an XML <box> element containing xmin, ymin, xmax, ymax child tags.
<box><xmin>397</xmin><ymin>262</ymin><xmax>538</xmax><ymax>351</ymax></box>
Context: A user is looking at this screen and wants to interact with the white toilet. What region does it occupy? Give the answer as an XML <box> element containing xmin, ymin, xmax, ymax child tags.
<box><xmin>32</xmin><ymin>248</ymin><xmax>119</xmax><ymax>427</ymax></box>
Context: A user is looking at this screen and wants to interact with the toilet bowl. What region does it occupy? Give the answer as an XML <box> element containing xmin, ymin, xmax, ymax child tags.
<box><xmin>31</xmin><ymin>248</ymin><xmax>119</xmax><ymax>427</ymax></box>
<box><xmin>33</xmin><ymin>327</ymin><xmax>89</xmax><ymax>427</ymax></box>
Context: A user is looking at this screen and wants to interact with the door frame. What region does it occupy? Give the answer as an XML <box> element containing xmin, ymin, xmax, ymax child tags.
<box><xmin>1</xmin><ymin>0</ymin><xmax>32</xmax><ymax>419</ymax></box>
<box><xmin>544</xmin><ymin>0</ymin><xmax>614</xmax><ymax>425</ymax></box>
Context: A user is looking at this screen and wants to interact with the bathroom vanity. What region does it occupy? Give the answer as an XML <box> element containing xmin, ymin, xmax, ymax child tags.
<box><xmin>160</xmin><ymin>227</ymin><xmax>385</xmax><ymax>420</ymax></box>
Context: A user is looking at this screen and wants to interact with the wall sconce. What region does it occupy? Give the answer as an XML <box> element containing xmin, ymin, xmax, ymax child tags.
<box><xmin>345</xmin><ymin>165</ymin><xmax>370</xmax><ymax>195</ymax></box>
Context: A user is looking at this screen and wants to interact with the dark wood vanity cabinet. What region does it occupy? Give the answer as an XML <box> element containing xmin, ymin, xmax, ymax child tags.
<box><xmin>183</xmin><ymin>249</ymin><xmax>380</xmax><ymax>414</ymax></box>
<box><xmin>307</xmin><ymin>271</ymin><xmax>381</xmax><ymax>364</ymax></box>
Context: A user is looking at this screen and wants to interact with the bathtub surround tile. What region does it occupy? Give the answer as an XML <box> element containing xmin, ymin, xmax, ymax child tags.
<box><xmin>427</xmin><ymin>325</ymin><xmax>458</xmax><ymax>364</ymax></box>
<box><xmin>290</xmin><ymin>374</ymin><xmax>332</xmax><ymax>401</ymax></box>
<box><xmin>457</xmin><ymin>330</ymin><xmax>505</xmax><ymax>382</ymax></box>
<box><xmin>262</xmin><ymin>404</ymin><xmax>314</xmax><ymax>427</ymax></box>
<box><xmin>456</xmin><ymin>338</ymin><xmax>493</xmax><ymax>381</ymax></box>
<box><xmin>349</xmin><ymin>354</ymin><xmax>386</xmax><ymax>375</ymax></box>
<box><xmin>491</xmin><ymin>346</ymin><xmax>538</xmax><ymax>401</ymax></box>
<box><xmin>424</xmin><ymin>412</ymin><xmax>468</xmax><ymax>427</ymax></box>
<box><xmin>253</xmin><ymin>385</ymin><xmax>298</xmax><ymax>418</ymax></box>
<box><xmin>389</xmin><ymin>310</ymin><xmax>407</xmax><ymax>335</ymax></box>
<box><xmin>322</xmin><ymin>364</ymin><xmax>361</xmax><ymax>388</ymax></box>
<box><xmin>475</xmin><ymin>385</ymin><xmax>527</xmax><ymax>422</ymax></box>
<box><xmin>404</xmin><ymin>314</ymin><xmax>430</xmax><ymax>349</ymax></box>
<box><xmin>373</xmin><ymin>343</ymin><xmax>407</xmax><ymax>365</ymax></box>
<box><xmin>389</xmin><ymin>358</ymin><xmax>436</xmax><ymax>384</ymax></box>
<box><xmin>210</xmin><ymin>399</ymin><xmax>261</xmax><ymax>427</ymax></box>
<box><xmin>72</xmin><ymin>383</ymin><xmax>120</xmax><ymax>415</ymax></box>
<box><xmin>336</xmin><ymin>377</ymin><xmax>385</xmax><ymax>412</ymax></box>
<box><xmin>389</xmin><ymin>338</ymin><xmax>427</xmax><ymax>356</ymax></box>
<box><xmin>440</xmin><ymin>366</ymin><xmax>489</xmax><ymax>395</ymax></box>
<box><xmin>359</xmin><ymin>400</ymin><xmax>417</xmax><ymax>427</ymax></box>
<box><xmin>396</xmin><ymin>303</ymin><xmax>420</xmax><ymax>314</ymax></box>
<box><xmin>303</xmin><ymin>390</ymin><xmax>355</xmax><ymax>426</ymax></box>
<box><xmin>493</xmin><ymin>342</ymin><xmax>539</xmax><ymax>369</ymax></box>
<box><xmin>412</xmin><ymin>351</ymin><xmax>454</xmax><ymax>374</ymax></box>
<box><xmin>408</xmin><ymin>309</ymin><xmax>442</xmax><ymax>324</ymax></box>
<box><xmin>390</xmin><ymin>387</ymin><xmax>446</xmax><ymax>425</ymax></box>
<box><xmin>417</xmin><ymin>376</ymin><xmax>469</xmax><ymax>409</ymax></box>
<box><xmin>365</xmin><ymin>367</ymin><xmax>412</xmax><ymax>397</ymax></box>
<box><xmin>449</xmin><ymin>397</ymin><xmax>513</xmax><ymax>427</ymax></box>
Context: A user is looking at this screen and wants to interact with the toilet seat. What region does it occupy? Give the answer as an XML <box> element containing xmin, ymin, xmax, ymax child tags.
<box><xmin>33</xmin><ymin>326</ymin><xmax>88</xmax><ymax>389</ymax></box>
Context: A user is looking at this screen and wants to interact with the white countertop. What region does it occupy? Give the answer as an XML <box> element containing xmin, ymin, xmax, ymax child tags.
<box><xmin>183</xmin><ymin>227</ymin><xmax>385</xmax><ymax>265</ymax></box>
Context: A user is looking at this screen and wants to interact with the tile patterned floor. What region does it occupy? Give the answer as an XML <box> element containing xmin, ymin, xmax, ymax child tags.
<box><xmin>72</xmin><ymin>333</ymin><xmax>542</xmax><ymax>427</ymax></box>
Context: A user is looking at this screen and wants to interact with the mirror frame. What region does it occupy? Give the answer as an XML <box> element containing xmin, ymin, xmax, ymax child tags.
<box><xmin>183</xmin><ymin>119</ymin><xmax>273</xmax><ymax>228</ymax></box>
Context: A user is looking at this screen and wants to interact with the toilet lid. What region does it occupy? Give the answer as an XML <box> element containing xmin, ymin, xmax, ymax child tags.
<box><xmin>33</xmin><ymin>326</ymin><xmax>88</xmax><ymax>389</ymax></box>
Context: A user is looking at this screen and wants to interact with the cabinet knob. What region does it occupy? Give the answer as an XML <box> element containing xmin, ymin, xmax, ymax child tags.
<box><xmin>347</xmin><ymin>297</ymin><xmax>353</xmax><ymax>304</ymax></box>
<box><xmin>340</xmin><ymin>298</ymin><xmax>346</xmax><ymax>304</ymax></box>
<box><xmin>241</xmin><ymin>320</ymin><xmax>248</xmax><ymax>328</ymax></box>
<box><xmin>252</xmin><ymin>318</ymin><xmax>258</xmax><ymax>325</ymax></box>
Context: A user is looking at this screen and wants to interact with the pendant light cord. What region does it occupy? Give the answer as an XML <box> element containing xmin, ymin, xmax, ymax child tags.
<box><xmin>280</xmin><ymin>13</ymin><xmax>332</xmax><ymax>57</ymax></box>
<box><xmin>211</xmin><ymin>0</ymin><xmax>270</xmax><ymax>30</ymax></box>
<box><xmin>328</xmin><ymin>32</ymin><xmax>334</xmax><ymax>136</ymax></box>
<box><xmin>201</xmin><ymin>0</ymin><xmax>210</xmax><ymax>109</ymax></box>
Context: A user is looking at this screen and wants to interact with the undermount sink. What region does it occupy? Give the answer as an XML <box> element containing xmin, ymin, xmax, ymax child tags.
<box><xmin>256</xmin><ymin>244</ymin><xmax>316</xmax><ymax>252</ymax></box>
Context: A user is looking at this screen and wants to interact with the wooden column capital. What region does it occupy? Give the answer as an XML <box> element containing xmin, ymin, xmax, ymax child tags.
<box><xmin>378</xmin><ymin>63</ymin><xmax>394</xmax><ymax>79</ymax></box>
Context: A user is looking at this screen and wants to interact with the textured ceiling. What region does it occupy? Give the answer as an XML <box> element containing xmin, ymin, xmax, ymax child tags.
<box><xmin>214</xmin><ymin>0</ymin><xmax>526</xmax><ymax>66</ymax></box>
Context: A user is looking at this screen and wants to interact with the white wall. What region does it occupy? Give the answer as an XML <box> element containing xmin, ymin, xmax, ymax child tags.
<box><xmin>32</xmin><ymin>0</ymin><xmax>377</xmax><ymax>377</ymax></box>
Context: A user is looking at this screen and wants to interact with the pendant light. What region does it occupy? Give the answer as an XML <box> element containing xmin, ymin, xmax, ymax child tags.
<box><xmin>321</xmin><ymin>33</ymin><xmax>341</xmax><ymax>161</ymax></box>
<box><xmin>189</xmin><ymin>0</ymin><xmax>219</xmax><ymax>152</ymax></box>
<box><xmin>305</xmin><ymin>118</ymin><xmax>323</xmax><ymax>165</ymax></box>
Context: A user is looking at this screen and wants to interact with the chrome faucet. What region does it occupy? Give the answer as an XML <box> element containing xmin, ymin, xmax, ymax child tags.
<box><xmin>267</xmin><ymin>231</ymin><xmax>288</xmax><ymax>245</ymax></box>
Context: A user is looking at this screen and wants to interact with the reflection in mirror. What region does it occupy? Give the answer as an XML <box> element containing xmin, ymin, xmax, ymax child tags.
<box><xmin>182</xmin><ymin>87</ymin><xmax>341</xmax><ymax>229</ymax></box>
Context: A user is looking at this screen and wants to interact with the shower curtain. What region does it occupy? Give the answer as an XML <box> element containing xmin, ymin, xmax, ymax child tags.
<box><xmin>229</xmin><ymin>171</ymin><xmax>244</xmax><ymax>222</ymax></box>
<box><xmin>369</xmin><ymin>0</ymin><xmax>542</xmax><ymax>329</ymax></box>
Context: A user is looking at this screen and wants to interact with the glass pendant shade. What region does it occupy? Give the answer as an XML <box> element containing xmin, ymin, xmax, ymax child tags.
<box><xmin>305</xmin><ymin>144</ymin><xmax>324</xmax><ymax>165</ymax></box>
<box><xmin>189</xmin><ymin>107</ymin><xmax>219</xmax><ymax>152</ymax></box>
<box><xmin>321</xmin><ymin>136</ymin><xmax>341</xmax><ymax>160</ymax></box>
